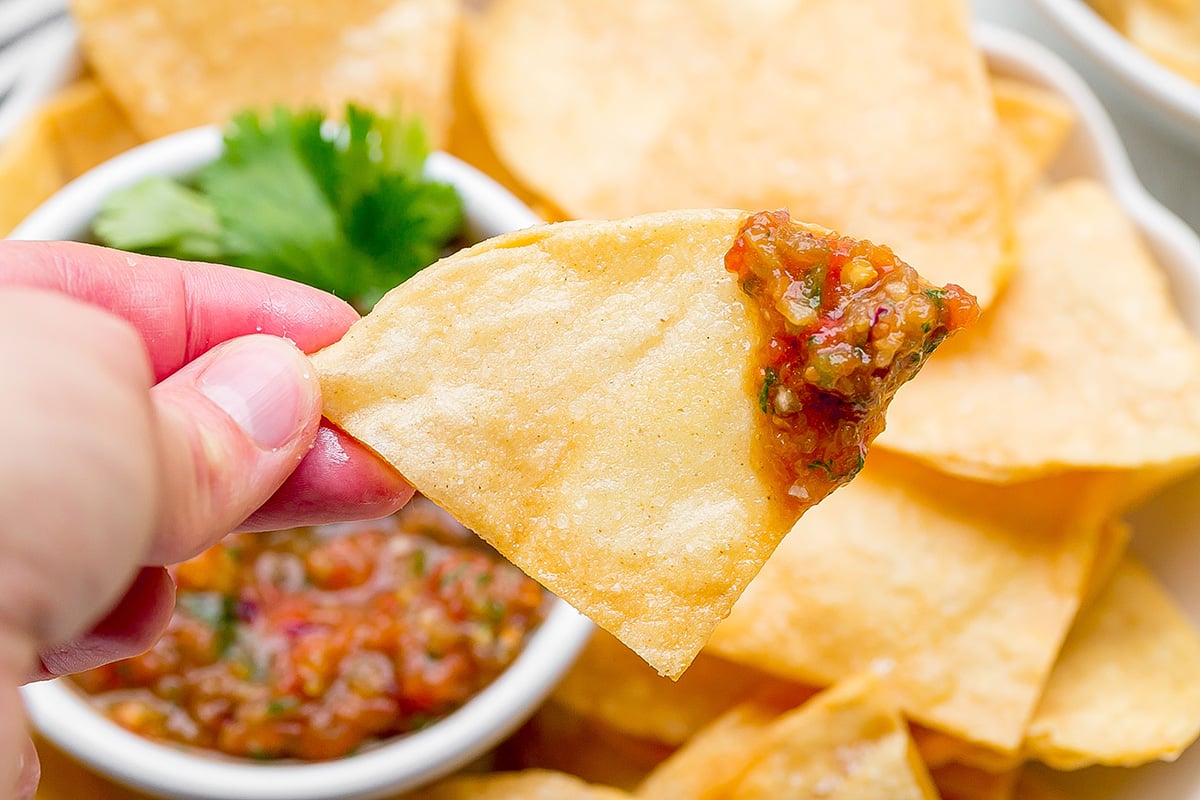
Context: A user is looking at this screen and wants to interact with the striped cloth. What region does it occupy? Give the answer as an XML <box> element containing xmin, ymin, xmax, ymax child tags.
<box><xmin>0</xmin><ymin>0</ymin><xmax>77</xmax><ymax>144</ymax></box>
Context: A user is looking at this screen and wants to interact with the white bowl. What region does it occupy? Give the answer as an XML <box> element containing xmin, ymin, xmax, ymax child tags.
<box><xmin>13</xmin><ymin>127</ymin><xmax>595</xmax><ymax>800</ymax></box>
<box><xmin>1028</xmin><ymin>0</ymin><xmax>1200</xmax><ymax>141</ymax></box>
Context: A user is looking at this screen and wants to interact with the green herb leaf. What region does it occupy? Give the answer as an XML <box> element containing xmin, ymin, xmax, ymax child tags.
<box><xmin>93</xmin><ymin>105</ymin><xmax>464</xmax><ymax>313</ymax></box>
<box><xmin>759</xmin><ymin>367</ymin><xmax>779</xmax><ymax>414</ymax></box>
<box><xmin>92</xmin><ymin>176</ymin><xmax>224</xmax><ymax>260</ymax></box>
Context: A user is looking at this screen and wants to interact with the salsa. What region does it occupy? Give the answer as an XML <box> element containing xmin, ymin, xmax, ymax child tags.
<box><xmin>726</xmin><ymin>210</ymin><xmax>979</xmax><ymax>510</ymax></box>
<box><xmin>71</xmin><ymin>497</ymin><xmax>548</xmax><ymax>760</ymax></box>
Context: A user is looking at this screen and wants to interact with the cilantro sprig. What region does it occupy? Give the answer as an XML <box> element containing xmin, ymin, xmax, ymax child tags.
<box><xmin>93</xmin><ymin>105</ymin><xmax>464</xmax><ymax>312</ymax></box>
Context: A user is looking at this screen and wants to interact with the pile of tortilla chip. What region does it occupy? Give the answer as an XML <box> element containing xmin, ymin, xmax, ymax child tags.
<box><xmin>11</xmin><ymin>2</ymin><xmax>1200</xmax><ymax>800</ymax></box>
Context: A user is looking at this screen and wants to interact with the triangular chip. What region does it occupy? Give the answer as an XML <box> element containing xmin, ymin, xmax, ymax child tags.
<box><xmin>991</xmin><ymin>76</ymin><xmax>1075</xmax><ymax>201</ymax></box>
<box><xmin>929</xmin><ymin>764</ymin><xmax>1019</xmax><ymax>800</ymax></box>
<box><xmin>1024</xmin><ymin>557</ymin><xmax>1200</xmax><ymax>768</ymax></box>
<box><xmin>638</xmin><ymin>677</ymin><xmax>935</xmax><ymax>800</ymax></box>
<box><xmin>315</xmin><ymin>210</ymin><xmax>970</xmax><ymax>677</ymax></box>
<box><xmin>498</xmin><ymin>702</ymin><xmax>673</xmax><ymax>791</ymax></box>
<box><xmin>467</xmin><ymin>0</ymin><xmax>1013</xmax><ymax>306</ymax></box>
<box><xmin>37</xmin><ymin>78</ymin><xmax>142</xmax><ymax>179</ymax></box>
<box><xmin>553</xmin><ymin>629</ymin><xmax>814</xmax><ymax>746</ymax></box>
<box><xmin>635</xmin><ymin>694</ymin><xmax>791</xmax><ymax>800</ymax></box>
<box><xmin>0</xmin><ymin>112</ymin><xmax>65</xmax><ymax>236</ymax></box>
<box><xmin>409</xmin><ymin>770</ymin><xmax>629</xmax><ymax>800</ymax></box>
<box><xmin>706</xmin><ymin>452</ymin><xmax>1114</xmax><ymax>752</ymax></box>
<box><xmin>721</xmin><ymin>677</ymin><xmax>940</xmax><ymax>800</ymax></box>
<box><xmin>878</xmin><ymin>179</ymin><xmax>1200</xmax><ymax>481</ymax></box>
<box><xmin>69</xmin><ymin>0</ymin><xmax>462</xmax><ymax>143</ymax></box>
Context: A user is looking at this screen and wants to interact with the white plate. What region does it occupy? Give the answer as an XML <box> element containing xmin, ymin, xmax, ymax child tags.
<box><xmin>1028</xmin><ymin>0</ymin><xmax>1200</xmax><ymax>144</ymax></box>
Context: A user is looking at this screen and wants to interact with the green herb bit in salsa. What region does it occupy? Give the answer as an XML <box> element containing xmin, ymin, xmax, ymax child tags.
<box><xmin>725</xmin><ymin>210</ymin><xmax>979</xmax><ymax>510</ymax></box>
<box><xmin>92</xmin><ymin>104</ymin><xmax>465</xmax><ymax>313</ymax></box>
<box><xmin>70</xmin><ymin>497</ymin><xmax>547</xmax><ymax>761</ymax></box>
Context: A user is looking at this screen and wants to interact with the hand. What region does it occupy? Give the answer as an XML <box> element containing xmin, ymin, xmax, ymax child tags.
<box><xmin>0</xmin><ymin>241</ymin><xmax>414</xmax><ymax>798</ymax></box>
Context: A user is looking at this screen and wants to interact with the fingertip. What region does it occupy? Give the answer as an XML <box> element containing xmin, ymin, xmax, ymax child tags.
<box><xmin>149</xmin><ymin>335</ymin><xmax>325</xmax><ymax>563</ymax></box>
<box><xmin>238</xmin><ymin>424</ymin><xmax>415</xmax><ymax>531</ymax></box>
<box><xmin>34</xmin><ymin>567</ymin><xmax>175</xmax><ymax>680</ymax></box>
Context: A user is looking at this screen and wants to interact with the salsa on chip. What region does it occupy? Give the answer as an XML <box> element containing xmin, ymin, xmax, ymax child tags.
<box><xmin>314</xmin><ymin>209</ymin><xmax>975</xmax><ymax>678</ymax></box>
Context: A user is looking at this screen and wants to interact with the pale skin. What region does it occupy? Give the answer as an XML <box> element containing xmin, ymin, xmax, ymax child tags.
<box><xmin>0</xmin><ymin>241</ymin><xmax>414</xmax><ymax>798</ymax></box>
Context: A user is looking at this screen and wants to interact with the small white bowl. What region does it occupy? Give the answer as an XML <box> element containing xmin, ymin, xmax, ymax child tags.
<box><xmin>1028</xmin><ymin>0</ymin><xmax>1200</xmax><ymax>142</ymax></box>
<box><xmin>13</xmin><ymin>127</ymin><xmax>595</xmax><ymax>800</ymax></box>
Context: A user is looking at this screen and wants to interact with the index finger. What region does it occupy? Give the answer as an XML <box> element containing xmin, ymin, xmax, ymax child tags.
<box><xmin>0</xmin><ymin>240</ymin><xmax>360</xmax><ymax>380</ymax></box>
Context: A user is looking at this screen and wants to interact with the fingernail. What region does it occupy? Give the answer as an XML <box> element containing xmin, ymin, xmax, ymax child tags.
<box><xmin>198</xmin><ymin>337</ymin><xmax>313</xmax><ymax>449</ymax></box>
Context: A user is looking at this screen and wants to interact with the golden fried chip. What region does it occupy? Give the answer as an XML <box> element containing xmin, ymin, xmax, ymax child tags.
<box><xmin>930</xmin><ymin>764</ymin><xmax>1018</xmax><ymax>800</ymax></box>
<box><xmin>38</xmin><ymin>79</ymin><xmax>141</xmax><ymax>179</ymax></box>
<box><xmin>0</xmin><ymin>113</ymin><xmax>64</xmax><ymax>236</ymax></box>
<box><xmin>497</xmin><ymin>702</ymin><xmax>672</xmax><ymax>792</ymax></box>
<box><xmin>468</xmin><ymin>0</ymin><xmax>1012</xmax><ymax>306</ymax></box>
<box><xmin>878</xmin><ymin>179</ymin><xmax>1200</xmax><ymax>481</ymax></box>
<box><xmin>410</xmin><ymin>770</ymin><xmax>630</xmax><ymax>800</ymax></box>
<box><xmin>315</xmin><ymin>209</ymin><xmax>957</xmax><ymax>678</ymax></box>
<box><xmin>446</xmin><ymin>14</ymin><xmax>565</xmax><ymax>222</ymax></box>
<box><xmin>1024</xmin><ymin>558</ymin><xmax>1200</xmax><ymax>768</ymax></box>
<box><xmin>70</xmin><ymin>0</ymin><xmax>462</xmax><ymax>142</ymax></box>
<box><xmin>910</xmin><ymin>726</ymin><xmax>1017</xmax><ymax>773</ymax></box>
<box><xmin>553</xmin><ymin>629</ymin><xmax>814</xmax><ymax>745</ymax></box>
<box><xmin>707</xmin><ymin>452</ymin><xmax>1113</xmax><ymax>753</ymax></box>
<box><xmin>1125</xmin><ymin>0</ymin><xmax>1200</xmax><ymax>83</ymax></box>
<box><xmin>636</xmin><ymin>694</ymin><xmax>789</xmax><ymax>800</ymax></box>
<box><xmin>723</xmin><ymin>677</ymin><xmax>939</xmax><ymax>800</ymax></box>
<box><xmin>991</xmin><ymin>77</ymin><xmax>1075</xmax><ymax>200</ymax></box>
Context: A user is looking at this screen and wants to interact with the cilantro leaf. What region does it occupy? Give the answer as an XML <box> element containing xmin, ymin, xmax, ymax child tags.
<box><xmin>92</xmin><ymin>105</ymin><xmax>464</xmax><ymax>313</ymax></box>
<box><xmin>92</xmin><ymin>176</ymin><xmax>224</xmax><ymax>260</ymax></box>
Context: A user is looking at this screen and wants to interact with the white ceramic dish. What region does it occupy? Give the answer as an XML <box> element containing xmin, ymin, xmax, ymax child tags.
<box><xmin>13</xmin><ymin>126</ymin><xmax>596</xmax><ymax>800</ymax></box>
<box><xmin>1028</xmin><ymin>0</ymin><xmax>1200</xmax><ymax>142</ymax></box>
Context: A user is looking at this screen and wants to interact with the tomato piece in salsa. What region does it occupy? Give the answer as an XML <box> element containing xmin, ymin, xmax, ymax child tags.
<box><xmin>726</xmin><ymin>210</ymin><xmax>979</xmax><ymax>512</ymax></box>
<box><xmin>71</xmin><ymin>497</ymin><xmax>547</xmax><ymax>761</ymax></box>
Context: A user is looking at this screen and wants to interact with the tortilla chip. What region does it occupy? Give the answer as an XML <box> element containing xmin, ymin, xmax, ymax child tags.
<box><xmin>315</xmin><ymin>209</ymin><xmax>955</xmax><ymax>678</ymax></box>
<box><xmin>1125</xmin><ymin>0</ymin><xmax>1200</xmax><ymax>83</ymax></box>
<box><xmin>409</xmin><ymin>770</ymin><xmax>630</xmax><ymax>800</ymax></box>
<box><xmin>636</xmin><ymin>694</ymin><xmax>791</xmax><ymax>800</ymax></box>
<box><xmin>69</xmin><ymin>0</ymin><xmax>462</xmax><ymax>143</ymax></box>
<box><xmin>1024</xmin><ymin>558</ymin><xmax>1200</xmax><ymax>768</ymax></box>
<box><xmin>1013</xmin><ymin>773</ymin><xmax>1072</xmax><ymax>800</ymax></box>
<box><xmin>552</xmin><ymin>629</ymin><xmax>814</xmax><ymax>745</ymax></box>
<box><xmin>930</xmin><ymin>764</ymin><xmax>1018</xmax><ymax>800</ymax></box>
<box><xmin>991</xmin><ymin>77</ymin><xmax>1075</xmax><ymax>200</ymax></box>
<box><xmin>0</xmin><ymin>113</ymin><xmax>65</xmax><ymax>236</ymax></box>
<box><xmin>446</xmin><ymin>14</ymin><xmax>565</xmax><ymax>222</ymax></box>
<box><xmin>723</xmin><ymin>676</ymin><xmax>939</xmax><ymax>800</ymax></box>
<box><xmin>706</xmin><ymin>451</ymin><xmax>1113</xmax><ymax>753</ymax></box>
<box><xmin>468</xmin><ymin>0</ymin><xmax>1012</xmax><ymax>306</ymax></box>
<box><xmin>37</xmin><ymin>79</ymin><xmax>141</xmax><ymax>179</ymax></box>
<box><xmin>910</xmin><ymin>726</ymin><xmax>1017</xmax><ymax>773</ymax></box>
<box><xmin>878</xmin><ymin>179</ymin><xmax>1200</xmax><ymax>481</ymax></box>
<box><xmin>496</xmin><ymin>702</ymin><xmax>673</xmax><ymax>791</ymax></box>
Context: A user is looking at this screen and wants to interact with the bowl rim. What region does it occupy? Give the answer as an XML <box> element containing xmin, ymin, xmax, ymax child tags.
<box><xmin>15</xmin><ymin>126</ymin><xmax>595</xmax><ymax>800</ymax></box>
<box><xmin>976</xmin><ymin>21</ymin><xmax>1200</xmax><ymax>327</ymax></box>
<box><xmin>1026</xmin><ymin>0</ymin><xmax>1200</xmax><ymax>132</ymax></box>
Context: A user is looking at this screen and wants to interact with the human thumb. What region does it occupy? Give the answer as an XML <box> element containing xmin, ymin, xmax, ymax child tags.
<box><xmin>146</xmin><ymin>334</ymin><xmax>323</xmax><ymax>564</ymax></box>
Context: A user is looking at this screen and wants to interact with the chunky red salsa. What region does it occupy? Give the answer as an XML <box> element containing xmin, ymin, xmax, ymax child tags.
<box><xmin>71</xmin><ymin>497</ymin><xmax>547</xmax><ymax>760</ymax></box>
<box><xmin>726</xmin><ymin>210</ymin><xmax>979</xmax><ymax>511</ymax></box>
